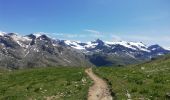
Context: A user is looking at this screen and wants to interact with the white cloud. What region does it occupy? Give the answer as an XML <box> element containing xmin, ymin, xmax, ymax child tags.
<box><xmin>84</xmin><ymin>29</ymin><xmax>101</xmax><ymax>34</ymax></box>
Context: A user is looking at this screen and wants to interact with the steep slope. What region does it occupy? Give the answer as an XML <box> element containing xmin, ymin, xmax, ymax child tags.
<box><xmin>0</xmin><ymin>33</ymin><xmax>92</xmax><ymax>69</ymax></box>
<box><xmin>94</xmin><ymin>54</ymin><xmax>170</xmax><ymax>99</ymax></box>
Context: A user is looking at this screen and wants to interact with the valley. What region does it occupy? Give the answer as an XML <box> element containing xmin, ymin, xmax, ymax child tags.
<box><xmin>0</xmin><ymin>55</ymin><xmax>170</xmax><ymax>100</ymax></box>
<box><xmin>0</xmin><ymin>32</ymin><xmax>170</xmax><ymax>100</ymax></box>
<box><xmin>1</xmin><ymin>0</ymin><xmax>169</xmax><ymax>99</ymax></box>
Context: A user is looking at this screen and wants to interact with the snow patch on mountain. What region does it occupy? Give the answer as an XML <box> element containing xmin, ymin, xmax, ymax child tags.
<box><xmin>0</xmin><ymin>31</ymin><xmax>6</xmax><ymax>36</ymax></box>
<box><xmin>23</xmin><ymin>36</ymin><xmax>32</xmax><ymax>41</ymax></box>
<box><xmin>129</xmin><ymin>42</ymin><xmax>149</xmax><ymax>52</ymax></box>
<box><xmin>105</xmin><ymin>41</ymin><xmax>149</xmax><ymax>52</ymax></box>
<box><xmin>64</xmin><ymin>40</ymin><xmax>85</xmax><ymax>50</ymax></box>
<box><xmin>62</xmin><ymin>39</ymin><xmax>159</xmax><ymax>53</ymax></box>
<box><xmin>33</xmin><ymin>33</ymin><xmax>42</xmax><ymax>38</ymax></box>
<box><xmin>11</xmin><ymin>34</ymin><xmax>31</xmax><ymax>42</ymax></box>
<box><xmin>85</xmin><ymin>42</ymin><xmax>98</xmax><ymax>48</ymax></box>
<box><xmin>9</xmin><ymin>33</ymin><xmax>31</xmax><ymax>48</ymax></box>
<box><xmin>164</xmin><ymin>47</ymin><xmax>170</xmax><ymax>51</ymax></box>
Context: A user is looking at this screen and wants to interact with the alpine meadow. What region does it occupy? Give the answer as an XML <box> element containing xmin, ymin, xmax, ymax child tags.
<box><xmin>0</xmin><ymin>0</ymin><xmax>170</xmax><ymax>100</ymax></box>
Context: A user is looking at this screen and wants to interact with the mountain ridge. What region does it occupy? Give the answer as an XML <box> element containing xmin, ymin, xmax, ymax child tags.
<box><xmin>0</xmin><ymin>32</ymin><xmax>169</xmax><ymax>68</ymax></box>
<box><xmin>62</xmin><ymin>38</ymin><xmax>170</xmax><ymax>65</ymax></box>
<box><xmin>0</xmin><ymin>32</ymin><xmax>93</xmax><ymax>69</ymax></box>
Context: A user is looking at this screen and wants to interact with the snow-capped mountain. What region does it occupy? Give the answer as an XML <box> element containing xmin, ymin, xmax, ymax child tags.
<box><xmin>0</xmin><ymin>32</ymin><xmax>169</xmax><ymax>68</ymax></box>
<box><xmin>165</xmin><ymin>47</ymin><xmax>170</xmax><ymax>51</ymax></box>
<box><xmin>62</xmin><ymin>39</ymin><xmax>168</xmax><ymax>55</ymax></box>
<box><xmin>0</xmin><ymin>32</ymin><xmax>92</xmax><ymax>69</ymax></box>
<box><xmin>62</xmin><ymin>39</ymin><xmax>170</xmax><ymax>66</ymax></box>
<box><xmin>0</xmin><ymin>31</ymin><xmax>6</xmax><ymax>36</ymax></box>
<box><xmin>62</xmin><ymin>39</ymin><xmax>149</xmax><ymax>52</ymax></box>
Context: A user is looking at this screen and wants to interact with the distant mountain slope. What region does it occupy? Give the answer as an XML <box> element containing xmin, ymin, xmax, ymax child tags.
<box><xmin>0</xmin><ymin>32</ymin><xmax>169</xmax><ymax>69</ymax></box>
<box><xmin>63</xmin><ymin>39</ymin><xmax>170</xmax><ymax>66</ymax></box>
<box><xmin>0</xmin><ymin>33</ymin><xmax>92</xmax><ymax>69</ymax></box>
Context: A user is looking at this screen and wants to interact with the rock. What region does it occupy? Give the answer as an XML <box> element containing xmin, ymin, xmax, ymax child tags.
<box><xmin>166</xmin><ymin>92</ymin><xmax>170</xmax><ymax>99</ymax></box>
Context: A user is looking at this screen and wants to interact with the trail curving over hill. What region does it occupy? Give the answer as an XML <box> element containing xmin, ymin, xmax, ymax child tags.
<box><xmin>85</xmin><ymin>68</ymin><xmax>113</xmax><ymax>100</ymax></box>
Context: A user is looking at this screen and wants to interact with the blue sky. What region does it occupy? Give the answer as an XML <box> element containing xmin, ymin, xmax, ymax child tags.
<box><xmin>0</xmin><ymin>0</ymin><xmax>170</xmax><ymax>47</ymax></box>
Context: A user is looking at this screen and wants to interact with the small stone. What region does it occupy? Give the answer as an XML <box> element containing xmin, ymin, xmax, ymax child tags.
<box><xmin>166</xmin><ymin>92</ymin><xmax>170</xmax><ymax>98</ymax></box>
<box><xmin>141</xmin><ymin>67</ymin><xmax>145</xmax><ymax>70</ymax></box>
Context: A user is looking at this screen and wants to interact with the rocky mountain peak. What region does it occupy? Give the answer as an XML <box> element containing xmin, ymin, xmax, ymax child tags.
<box><xmin>0</xmin><ymin>32</ymin><xmax>170</xmax><ymax>68</ymax></box>
<box><xmin>93</xmin><ymin>39</ymin><xmax>104</xmax><ymax>45</ymax></box>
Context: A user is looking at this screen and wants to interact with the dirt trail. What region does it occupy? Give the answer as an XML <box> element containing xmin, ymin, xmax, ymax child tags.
<box><xmin>85</xmin><ymin>68</ymin><xmax>113</xmax><ymax>100</ymax></box>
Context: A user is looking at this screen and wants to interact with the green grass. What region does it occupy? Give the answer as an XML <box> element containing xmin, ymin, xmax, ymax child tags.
<box><xmin>0</xmin><ymin>67</ymin><xmax>92</xmax><ymax>100</ymax></box>
<box><xmin>94</xmin><ymin>55</ymin><xmax>170</xmax><ymax>100</ymax></box>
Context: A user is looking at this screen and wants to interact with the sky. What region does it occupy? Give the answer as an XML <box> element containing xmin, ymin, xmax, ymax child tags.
<box><xmin>0</xmin><ymin>0</ymin><xmax>170</xmax><ymax>48</ymax></box>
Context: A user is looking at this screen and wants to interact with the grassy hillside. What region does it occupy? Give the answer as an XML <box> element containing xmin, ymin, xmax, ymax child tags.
<box><xmin>88</xmin><ymin>53</ymin><xmax>141</xmax><ymax>66</ymax></box>
<box><xmin>94</xmin><ymin>55</ymin><xmax>170</xmax><ymax>100</ymax></box>
<box><xmin>0</xmin><ymin>67</ymin><xmax>91</xmax><ymax>100</ymax></box>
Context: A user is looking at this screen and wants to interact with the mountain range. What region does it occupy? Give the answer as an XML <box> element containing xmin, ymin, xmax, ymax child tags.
<box><xmin>0</xmin><ymin>32</ymin><xmax>169</xmax><ymax>69</ymax></box>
